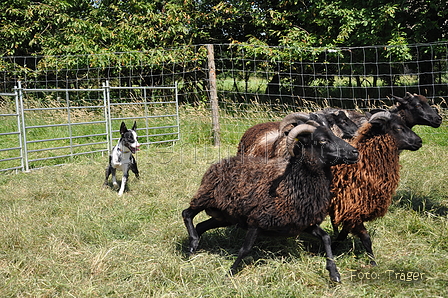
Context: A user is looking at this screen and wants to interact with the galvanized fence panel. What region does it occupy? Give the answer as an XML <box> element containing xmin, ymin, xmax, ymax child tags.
<box><xmin>0</xmin><ymin>81</ymin><xmax>179</xmax><ymax>172</ymax></box>
<box><xmin>0</xmin><ymin>91</ymin><xmax>24</xmax><ymax>172</ymax></box>
<box><xmin>104</xmin><ymin>81</ymin><xmax>180</xmax><ymax>152</ymax></box>
<box><xmin>17</xmin><ymin>82</ymin><xmax>109</xmax><ymax>171</ymax></box>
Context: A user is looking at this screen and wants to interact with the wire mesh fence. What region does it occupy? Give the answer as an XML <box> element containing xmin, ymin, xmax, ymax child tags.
<box><xmin>1</xmin><ymin>42</ymin><xmax>447</xmax><ymax>148</ymax></box>
<box><xmin>210</xmin><ymin>43</ymin><xmax>448</xmax><ymax>143</ymax></box>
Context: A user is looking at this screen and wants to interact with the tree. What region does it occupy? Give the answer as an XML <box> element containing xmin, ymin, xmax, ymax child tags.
<box><xmin>1</xmin><ymin>0</ymin><xmax>446</xmax><ymax>57</ymax></box>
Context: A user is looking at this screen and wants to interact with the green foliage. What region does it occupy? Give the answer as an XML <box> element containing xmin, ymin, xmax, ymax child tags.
<box><xmin>1</xmin><ymin>0</ymin><xmax>447</xmax><ymax>58</ymax></box>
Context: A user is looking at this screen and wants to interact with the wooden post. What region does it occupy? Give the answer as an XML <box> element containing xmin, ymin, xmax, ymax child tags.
<box><xmin>207</xmin><ymin>44</ymin><xmax>221</xmax><ymax>147</ymax></box>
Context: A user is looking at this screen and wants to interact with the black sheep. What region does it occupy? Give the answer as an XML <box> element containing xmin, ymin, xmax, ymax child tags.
<box><xmin>182</xmin><ymin>122</ymin><xmax>359</xmax><ymax>282</ymax></box>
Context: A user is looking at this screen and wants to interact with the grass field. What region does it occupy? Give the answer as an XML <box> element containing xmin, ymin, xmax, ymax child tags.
<box><xmin>0</xmin><ymin>106</ymin><xmax>447</xmax><ymax>297</ymax></box>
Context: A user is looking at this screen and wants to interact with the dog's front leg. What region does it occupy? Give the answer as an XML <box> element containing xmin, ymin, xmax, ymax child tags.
<box><xmin>130</xmin><ymin>156</ymin><xmax>139</xmax><ymax>179</ymax></box>
<box><xmin>104</xmin><ymin>165</ymin><xmax>112</xmax><ymax>187</ymax></box>
<box><xmin>118</xmin><ymin>164</ymin><xmax>129</xmax><ymax>196</ymax></box>
<box><xmin>111</xmin><ymin>167</ymin><xmax>118</xmax><ymax>188</ymax></box>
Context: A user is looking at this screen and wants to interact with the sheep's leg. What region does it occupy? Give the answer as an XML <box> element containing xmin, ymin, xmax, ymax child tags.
<box><xmin>331</xmin><ymin>226</ymin><xmax>350</xmax><ymax>252</ymax></box>
<box><xmin>196</xmin><ymin>218</ymin><xmax>232</xmax><ymax>237</ymax></box>
<box><xmin>305</xmin><ymin>224</ymin><xmax>341</xmax><ymax>283</ymax></box>
<box><xmin>335</xmin><ymin>227</ymin><xmax>349</xmax><ymax>242</ymax></box>
<box><xmin>182</xmin><ymin>207</ymin><xmax>202</xmax><ymax>254</ymax></box>
<box><xmin>229</xmin><ymin>227</ymin><xmax>259</xmax><ymax>275</ymax></box>
<box><xmin>352</xmin><ymin>223</ymin><xmax>377</xmax><ymax>266</ymax></box>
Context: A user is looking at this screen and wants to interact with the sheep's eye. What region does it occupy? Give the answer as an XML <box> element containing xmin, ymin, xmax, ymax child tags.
<box><xmin>319</xmin><ymin>140</ymin><xmax>328</xmax><ymax>145</ymax></box>
<box><xmin>415</xmin><ymin>104</ymin><xmax>422</xmax><ymax>108</ymax></box>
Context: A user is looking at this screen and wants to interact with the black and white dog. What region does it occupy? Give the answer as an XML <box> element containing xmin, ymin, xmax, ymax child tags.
<box><xmin>104</xmin><ymin>121</ymin><xmax>140</xmax><ymax>196</ymax></box>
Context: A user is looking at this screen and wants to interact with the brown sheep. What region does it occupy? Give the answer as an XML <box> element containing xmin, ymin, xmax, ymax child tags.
<box><xmin>329</xmin><ymin>111</ymin><xmax>422</xmax><ymax>265</ymax></box>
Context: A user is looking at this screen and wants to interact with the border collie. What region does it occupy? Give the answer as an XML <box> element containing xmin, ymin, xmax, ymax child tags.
<box><xmin>104</xmin><ymin>121</ymin><xmax>140</xmax><ymax>196</ymax></box>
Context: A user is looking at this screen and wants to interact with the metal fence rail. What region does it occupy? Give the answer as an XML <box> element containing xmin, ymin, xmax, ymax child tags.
<box><xmin>0</xmin><ymin>81</ymin><xmax>179</xmax><ymax>172</ymax></box>
<box><xmin>0</xmin><ymin>91</ymin><xmax>23</xmax><ymax>172</ymax></box>
<box><xmin>104</xmin><ymin>81</ymin><xmax>180</xmax><ymax>152</ymax></box>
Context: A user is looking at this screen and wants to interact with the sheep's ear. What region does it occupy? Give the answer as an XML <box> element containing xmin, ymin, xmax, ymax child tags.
<box><xmin>369</xmin><ymin>114</ymin><xmax>388</xmax><ymax>134</ymax></box>
<box><xmin>120</xmin><ymin>122</ymin><xmax>127</xmax><ymax>134</ymax></box>
<box><xmin>368</xmin><ymin>118</ymin><xmax>387</xmax><ymax>134</ymax></box>
<box><xmin>368</xmin><ymin>111</ymin><xmax>391</xmax><ymax>133</ymax></box>
<box><xmin>392</xmin><ymin>94</ymin><xmax>408</xmax><ymax>105</ymax></box>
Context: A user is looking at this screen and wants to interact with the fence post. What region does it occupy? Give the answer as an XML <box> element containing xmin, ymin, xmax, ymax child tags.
<box><xmin>16</xmin><ymin>81</ymin><xmax>29</xmax><ymax>172</ymax></box>
<box><xmin>11</xmin><ymin>85</ymin><xmax>24</xmax><ymax>172</ymax></box>
<box><xmin>207</xmin><ymin>44</ymin><xmax>221</xmax><ymax>147</ymax></box>
<box><xmin>103</xmin><ymin>80</ymin><xmax>113</xmax><ymax>152</ymax></box>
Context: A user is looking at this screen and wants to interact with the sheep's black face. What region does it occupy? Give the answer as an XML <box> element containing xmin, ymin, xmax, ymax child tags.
<box><xmin>330</xmin><ymin>112</ymin><xmax>359</xmax><ymax>139</ymax></box>
<box><xmin>370</xmin><ymin>114</ymin><xmax>422</xmax><ymax>151</ymax></box>
<box><xmin>295</xmin><ymin>126</ymin><xmax>359</xmax><ymax>166</ymax></box>
<box><xmin>395</xmin><ymin>93</ymin><xmax>442</xmax><ymax>128</ymax></box>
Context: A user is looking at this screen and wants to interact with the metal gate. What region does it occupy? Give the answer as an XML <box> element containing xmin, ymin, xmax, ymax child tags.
<box><xmin>0</xmin><ymin>91</ymin><xmax>23</xmax><ymax>172</ymax></box>
<box><xmin>0</xmin><ymin>81</ymin><xmax>179</xmax><ymax>172</ymax></box>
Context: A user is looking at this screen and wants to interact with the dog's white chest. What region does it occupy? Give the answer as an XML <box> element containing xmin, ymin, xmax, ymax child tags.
<box><xmin>111</xmin><ymin>148</ymin><xmax>131</xmax><ymax>170</ymax></box>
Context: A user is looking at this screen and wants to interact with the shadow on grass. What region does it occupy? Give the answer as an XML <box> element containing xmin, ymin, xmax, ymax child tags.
<box><xmin>178</xmin><ymin>225</ymin><xmax>332</xmax><ymax>270</ymax></box>
<box><xmin>393</xmin><ymin>190</ymin><xmax>448</xmax><ymax>217</ymax></box>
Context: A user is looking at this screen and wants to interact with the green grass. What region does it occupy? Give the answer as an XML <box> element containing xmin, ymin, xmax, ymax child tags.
<box><xmin>0</xmin><ymin>107</ymin><xmax>447</xmax><ymax>297</ymax></box>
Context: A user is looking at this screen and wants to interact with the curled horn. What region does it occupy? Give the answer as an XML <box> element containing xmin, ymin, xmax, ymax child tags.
<box><xmin>305</xmin><ymin>120</ymin><xmax>321</xmax><ymax>127</ymax></box>
<box><xmin>368</xmin><ymin>111</ymin><xmax>392</xmax><ymax>123</ymax></box>
<box><xmin>286</xmin><ymin>124</ymin><xmax>317</xmax><ymax>157</ymax></box>
<box><xmin>279</xmin><ymin>112</ymin><xmax>310</xmax><ymax>134</ymax></box>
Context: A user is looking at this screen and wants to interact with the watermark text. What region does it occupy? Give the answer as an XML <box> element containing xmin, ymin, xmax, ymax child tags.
<box><xmin>349</xmin><ymin>269</ymin><xmax>426</xmax><ymax>282</ymax></box>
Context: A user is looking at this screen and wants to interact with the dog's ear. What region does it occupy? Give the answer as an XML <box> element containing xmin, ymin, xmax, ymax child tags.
<box><xmin>132</xmin><ymin>121</ymin><xmax>137</xmax><ymax>131</ymax></box>
<box><xmin>120</xmin><ymin>122</ymin><xmax>127</xmax><ymax>134</ymax></box>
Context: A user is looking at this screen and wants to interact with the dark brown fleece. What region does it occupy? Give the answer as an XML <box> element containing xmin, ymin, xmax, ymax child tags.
<box><xmin>189</xmin><ymin>153</ymin><xmax>333</xmax><ymax>236</ymax></box>
<box><xmin>237</xmin><ymin>121</ymin><xmax>281</xmax><ymax>159</ymax></box>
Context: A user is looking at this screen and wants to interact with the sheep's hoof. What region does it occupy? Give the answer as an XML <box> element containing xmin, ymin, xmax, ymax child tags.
<box><xmin>187</xmin><ymin>249</ymin><xmax>196</xmax><ymax>257</ymax></box>
<box><xmin>330</xmin><ymin>272</ymin><xmax>341</xmax><ymax>283</ymax></box>
<box><xmin>188</xmin><ymin>238</ymin><xmax>200</xmax><ymax>255</ymax></box>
